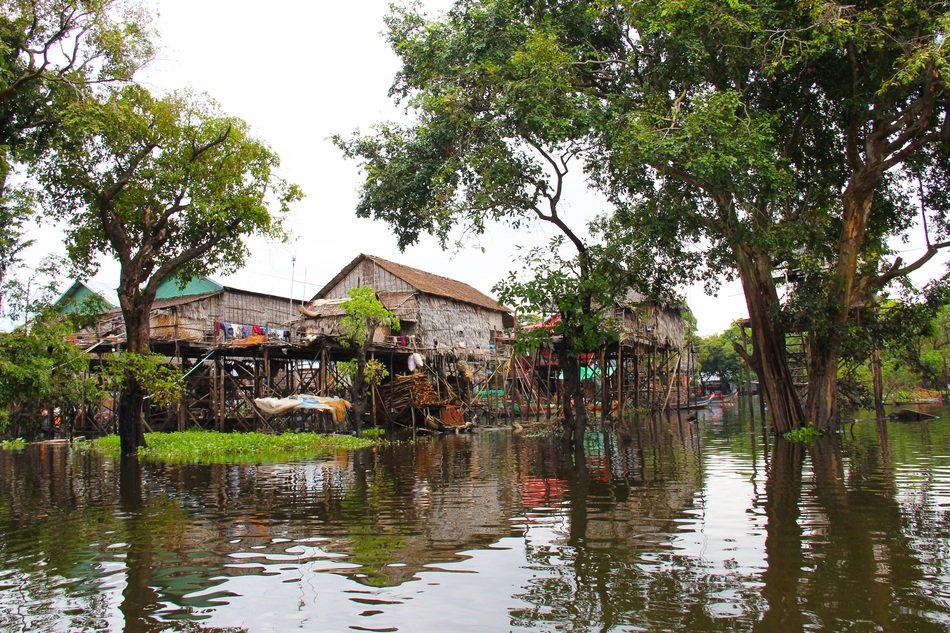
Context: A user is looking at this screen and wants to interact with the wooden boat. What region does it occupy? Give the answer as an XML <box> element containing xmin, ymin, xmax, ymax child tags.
<box><xmin>679</xmin><ymin>394</ymin><xmax>714</xmax><ymax>409</ymax></box>
<box><xmin>716</xmin><ymin>390</ymin><xmax>739</xmax><ymax>403</ymax></box>
<box><xmin>889</xmin><ymin>408</ymin><xmax>939</xmax><ymax>422</ymax></box>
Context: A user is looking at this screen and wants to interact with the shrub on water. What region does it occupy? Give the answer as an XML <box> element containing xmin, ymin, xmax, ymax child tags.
<box><xmin>82</xmin><ymin>429</ymin><xmax>373</xmax><ymax>463</ymax></box>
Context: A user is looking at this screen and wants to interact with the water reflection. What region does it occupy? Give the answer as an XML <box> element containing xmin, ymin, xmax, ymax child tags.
<box><xmin>0</xmin><ymin>403</ymin><xmax>947</xmax><ymax>631</ymax></box>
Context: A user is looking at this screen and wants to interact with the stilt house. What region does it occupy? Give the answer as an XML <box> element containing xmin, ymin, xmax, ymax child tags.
<box><xmin>75</xmin><ymin>276</ymin><xmax>297</xmax><ymax>347</ymax></box>
<box><xmin>297</xmin><ymin>254</ymin><xmax>513</xmax><ymax>353</ymax></box>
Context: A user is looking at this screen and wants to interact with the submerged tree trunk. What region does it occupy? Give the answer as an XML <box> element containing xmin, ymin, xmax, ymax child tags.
<box><xmin>805</xmin><ymin>175</ymin><xmax>879</xmax><ymax>431</ymax></box>
<box><xmin>733</xmin><ymin>244</ymin><xmax>806</xmax><ymax>433</ymax></box>
<box><xmin>558</xmin><ymin>339</ymin><xmax>588</xmax><ymax>450</ymax></box>
<box><xmin>118</xmin><ymin>298</ymin><xmax>152</xmax><ymax>456</ymax></box>
<box><xmin>805</xmin><ymin>334</ymin><xmax>840</xmax><ymax>430</ymax></box>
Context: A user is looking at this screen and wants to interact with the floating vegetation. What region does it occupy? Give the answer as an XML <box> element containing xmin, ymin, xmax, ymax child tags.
<box><xmin>361</xmin><ymin>427</ymin><xmax>386</xmax><ymax>439</ymax></box>
<box><xmin>79</xmin><ymin>429</ymin><xmax>373</xmax><ymax>464</ymax></box>
<box><xmin>0</xmin><ymin>438</ymin><xmax>25</xmax><ymax>450</ymax></box>
<box><xmin>782</xmin><ymin>425</ymin><xmax>826</xmax><ymax>443</ymax></box>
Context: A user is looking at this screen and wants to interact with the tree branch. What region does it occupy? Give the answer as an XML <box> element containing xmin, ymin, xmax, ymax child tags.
<box><xmin>864</xmin><ymin>240</ymin><xmax>950</xmax><ymax>292</ymax></box>
<box><xmin>142</xmin><ymin>216</ymin><xmax>242</xmax><ymax>302</ymax></box>
<box><xmin>190</xmin><ymin>124</ymin><xmax>232</xmax><ymax>162</ymax></box>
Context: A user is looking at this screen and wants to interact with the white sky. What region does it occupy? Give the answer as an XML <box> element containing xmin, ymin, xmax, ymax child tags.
<box><xmin>16</xmin><ymin>0</ymin><xmax>947</xmax><ymax>335</ymax></box>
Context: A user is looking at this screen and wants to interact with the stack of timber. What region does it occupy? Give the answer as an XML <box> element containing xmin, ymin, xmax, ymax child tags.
<box><xmin>375</xmin><ymin>373</ymin><xmax>468</xmax><ymax>432</ymax></box>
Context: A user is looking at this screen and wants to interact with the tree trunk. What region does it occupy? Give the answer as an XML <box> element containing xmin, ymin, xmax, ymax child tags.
<box><xmin>118</xmin><ymin>300</ymin><xmax>151</xmax><ymax>455</ymax></box>
<box><xmin>805</xmin><ymin>175</ymin><xmax>879</xmax><ymax>431</ymax></box>
<box><xmin>118</xmin><ymin>377</ymin><xmax>147</xmax><ymax>455</ymax></box>
<box><xmin>734</xmin><ymin>244</ymin><xmax>806</xmax><ymax>433</ymax></box>
<box><xmin>350</xmin><ymin>346</ymin><xmax>367</xmax><ymax>436</ymax></box>
<box><xmin>558</xmin><ymin>339</ymin><xmax>588</xmax><ymax>450</ymax></box>
<box><xmin>804</xmin><ymin>337</ymin><xmax>839</xmax><ymax>430</ymax></box>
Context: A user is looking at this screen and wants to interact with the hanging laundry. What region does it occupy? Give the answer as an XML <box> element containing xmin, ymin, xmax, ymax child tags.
<box><xmin>252</xmin><ymin>325</ymin><xmax>263</xmax><ymax>335</ymax></box>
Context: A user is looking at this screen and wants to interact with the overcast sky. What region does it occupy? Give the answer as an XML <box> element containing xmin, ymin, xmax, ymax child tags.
<box><xmin>19</xmin><ymin>0</ymin><xmax>947</xmax><ymax>335</ymax></box>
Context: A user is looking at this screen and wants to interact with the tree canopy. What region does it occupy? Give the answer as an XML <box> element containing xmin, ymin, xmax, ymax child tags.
<box><xmin>0</xmin><ymin>0</ymin><xmax>153</xmax><ymax>282</ymax></box>
<box><xmin>39</xmin><ymin>85</ymin><xmax>297</xmax><ymax>292</ymax></box>
<box><xmin>343</xmin><ymin>0</ymin><xmax>950</xmax><ymax>433</ymax></box>
<box><xmin>37</xmin><ymin>84</ymin><xmax>301</xmax><ymax>453</ymax></box>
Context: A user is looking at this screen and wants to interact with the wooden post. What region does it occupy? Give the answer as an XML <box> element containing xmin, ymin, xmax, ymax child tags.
<box><xmin>263</xmin><ymin>348</ymin><xmax>271</xmax><ymax>397</ymax></box>
<box><xmin>676</xmin><ymin>350</ymin><xmax>682</xmax><ymax>408</ymax></box>
<box><xmin>647</xmin><ymin>344</ymin><xmax>654</xmax><ymax>408</ymax></box>
<box><xmin>871</xmin><ymin>346</ymin><xmax>885</xmax><ymax>418</ymax></box>
<box><xmin>617</xmin><ymin>342</ymin><xmax>624</xmax><ymax>417</ymax></box>
<box><xmin>319</xmin><ymin>347</ymin><xmax>328</xmax><ymax>396</ymax></box>
<box><xmin>370</xmin><ymin>352</ymin><xmax>377</xmax><ymax>427</ymax></box>
<box><xmin>215</xmin><ymin>357</ymin><xmax>225</xmax><ymax>431</ymax></box>
<box><xmin>633</xmin><ymin>342</ymin><xmax>640</xmax><ymax>409</ymax></box>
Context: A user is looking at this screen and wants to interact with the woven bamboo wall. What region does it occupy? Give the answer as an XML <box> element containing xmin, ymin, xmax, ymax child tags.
<box><xmin>415</xmin><ymin>295</ymin><xmax>505</xmax><ymax>351</ymax></box>
<box><xmin>101</xmin><ymin>289</ymin><xmax>299</xmax><ymax>344</ymax></box>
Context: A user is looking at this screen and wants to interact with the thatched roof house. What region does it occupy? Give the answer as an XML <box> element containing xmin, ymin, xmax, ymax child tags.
<box><xmin>517</xmin><ymin>290</ymin><xmax>690</xmax><ymax>352</ymax></box>
<box><xmin>297</xmin><ymin>254</ymin><xmax>513</xmax><ymax>352</ymax></box>
<box><xmin>613</xmin><ymin>290</ymin><xmax>691</xmax><ymax>350</ymax></box>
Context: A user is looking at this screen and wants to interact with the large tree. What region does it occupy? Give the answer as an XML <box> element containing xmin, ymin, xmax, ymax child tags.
<box><xmin>591</xmin><ymin>0</ymin><xmax>950</xmax><ymax>431</ymax></box>
<box><xmin>335</xmin><ymin>1</ymin><xmax>640</xmax><ymax>449</ymax></box>
<box><xmin>38</xmin><ymin>85</ymin><xmax>301</xmax><ymax>454</ymax></box>
<box><xmin>351</xmin><ymin>0</ymin><xmax>949</xmax><ymax>433</ymax></box>
<box><xmin>0</xmin><ymin>0</ymin><xmax>152</xmax><ymax>282</ymax></box>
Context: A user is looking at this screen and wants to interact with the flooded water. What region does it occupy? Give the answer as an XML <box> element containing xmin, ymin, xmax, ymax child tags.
<box><xmin>1</xmin><ymin>401</ymin><xmax>948</xmax><ymax>632</ymax></box>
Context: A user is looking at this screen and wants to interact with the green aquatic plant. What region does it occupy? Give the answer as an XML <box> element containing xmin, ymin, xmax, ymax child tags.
<box><xmin>0</xmin><ymin>438</ymin><xmax>26</xmax><ymax>450</ymax></box>
<box><xmin>783</xmin><ymin>425</ymin><xmax>826</xmax><ymax>443</ymax></box>
<box><xmin>80</xmin><ymin>429</ymin><xmax>372</xmax><ymax>463</ymax></box>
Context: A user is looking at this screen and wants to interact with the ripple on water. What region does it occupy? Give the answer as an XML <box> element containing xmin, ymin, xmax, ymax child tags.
<box><xmin>0</xmin><ymin>412</ymin><xmax>948</xmax><ymax>631</ymax></box>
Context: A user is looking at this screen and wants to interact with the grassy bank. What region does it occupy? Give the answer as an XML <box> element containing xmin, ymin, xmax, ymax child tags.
<box><xmin>80</xmin><ymin>429</ymin><xmax>374</xmax><ymax>464</ymax></box>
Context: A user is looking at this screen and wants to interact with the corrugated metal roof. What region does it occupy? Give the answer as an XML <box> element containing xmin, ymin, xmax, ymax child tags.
<box><xmin>314</xmin><ymin>254</ymin><xmax>511</xmax><ymax>314</ymax></box>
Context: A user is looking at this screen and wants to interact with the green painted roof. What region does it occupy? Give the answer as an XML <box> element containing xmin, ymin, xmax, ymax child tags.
<box><xmin>54</xmin><ymin>281</ymin><xmax>114</xmax><ymax>315</ymax></box>
<box><xmin>153</xmin><ymin>276</ymin><xmax>224</xmax><ymax>299</ymax></box>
